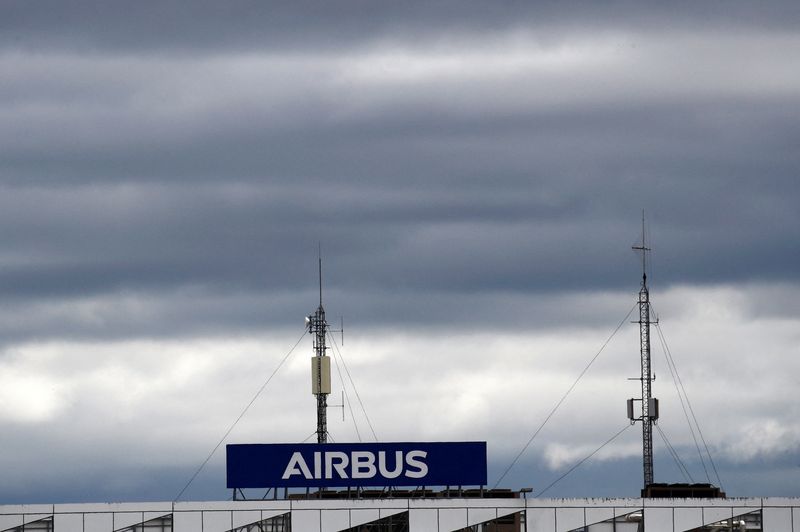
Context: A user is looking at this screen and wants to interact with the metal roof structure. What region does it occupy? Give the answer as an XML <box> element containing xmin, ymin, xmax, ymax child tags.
<box><xmin>1</xmin><ymin>496</ymin><xmax>798</xmax><ymax>531</ymax></box>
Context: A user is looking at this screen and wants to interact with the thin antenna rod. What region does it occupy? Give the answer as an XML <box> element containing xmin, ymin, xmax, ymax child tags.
<box><xmin>630</xmin><ymin>210</ymin><xmax>658</xmax><ymax>490</ymax></box>
<box><xmin>641</xmin><ymin>211</ymin><xmax>647</xmax><ymax>281</ymax></box>
<box><xmin>309</xmin><ymin>247</ymin><xmax>330</xmax><ymax>444</ymax></box>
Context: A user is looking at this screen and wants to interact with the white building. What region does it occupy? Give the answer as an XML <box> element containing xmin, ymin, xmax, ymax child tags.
<box><xmin>2</xmin><ymin>496</ymin><xmax>798</xmax><ymax>531</ymax></box>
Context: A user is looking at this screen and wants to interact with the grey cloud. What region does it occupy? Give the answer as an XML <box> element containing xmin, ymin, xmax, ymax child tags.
<box><xmin>2</xmin><ymin>1</ymin><xmax>800</xmax><ymax>53</ymax></box>
<box><xmin>0</xmin><ymin>178</ymin><xmax>795</xmax><ymax>306</ymax></box>
<box><xmin>0</xmin><ymin>0</ymin><xmax>798</xmax><ymax>503</ymax></box>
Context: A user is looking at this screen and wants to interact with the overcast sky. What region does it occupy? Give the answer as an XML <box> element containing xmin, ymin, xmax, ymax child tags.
<box><xmin>0</xmin><ymin>1</ymin><xmax>798</xmax><ymax>504</ymax></box>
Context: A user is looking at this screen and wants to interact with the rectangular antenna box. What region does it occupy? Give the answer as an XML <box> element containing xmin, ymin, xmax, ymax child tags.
<box><xmin>311</xmin><ymin>355</ymin><xmax>331</xmax><ymax>394</ymax></box>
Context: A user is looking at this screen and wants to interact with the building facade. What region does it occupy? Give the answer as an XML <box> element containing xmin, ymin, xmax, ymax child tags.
<box><xmin>1</xmin><ymin>497</ymin><xmax>798</xmax><ymax>531</ymax></box>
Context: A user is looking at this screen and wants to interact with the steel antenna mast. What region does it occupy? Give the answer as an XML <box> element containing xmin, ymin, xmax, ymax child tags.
<box><xmin>307</xmin><ymin>253</ymin><xmax>331</xmax><ymax>444</ymax></box>
<box><xmin>628</xmin><ymin>213</ymin><xmax>659</xmax><ymax>490</ymax></box>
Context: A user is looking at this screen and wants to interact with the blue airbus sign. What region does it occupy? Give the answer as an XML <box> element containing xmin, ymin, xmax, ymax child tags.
<box><xmin>227</xmin><ymin>442</ymin><xmax>487</xmax><ymax>488</ymax></box>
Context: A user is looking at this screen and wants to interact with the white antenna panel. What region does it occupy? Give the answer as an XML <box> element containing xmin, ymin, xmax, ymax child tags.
<box><xmin>311</xmin><ymin>356</ymin><xmax>331</xmax><ymax>395</ymax></box>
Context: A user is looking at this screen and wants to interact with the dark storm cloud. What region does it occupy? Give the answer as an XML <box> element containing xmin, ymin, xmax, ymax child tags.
<box><xmin>0</xmin><ymin>156</ymin><xmax>796</xmax><ymax>313</ymax></box>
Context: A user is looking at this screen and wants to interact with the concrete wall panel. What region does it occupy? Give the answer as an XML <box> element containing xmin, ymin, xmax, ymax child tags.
<box><xmin>673</xmin><ymin>506</ymin><xmax>702</xmax><ymax>531</ymax></box>
<box><xmin>320</xmin><ymin>509</ymin><xmax>349</xmax><ymax>532</ymax></box>
<box><xmin>466</xmin><ymin>507</ymin><xmax>496</xmax><ymax>527</ymax></box>
<box><xmin>172</xmin><ymin>511</ymin><xmax>201</xmax><ymax>532</ymax></box>
<box><xmin>702</xmin><ymin>505</ymin><xmax>731</xmax><ymax>526</ymax></box>
<box><xmin>497</xmin><ymin>506</ymin><xmax>521</xmax><ymax>521</ymax></box>
<box><xmin>438</xmin><ymin>507</ymin><xmax>467</xmax><ymax>531</ymax></box>
<box><xmin>23</xmin><ymin>514</ymin><xmax>53</xmax><ymax>526</ymax></box>
<box><xmin>202</xmin><ymin>510</ymin><xmax>232</xmax><ymax>532</ymax></box>
<box><xmin>112</xmin><ymin>512</ymin><xmax>143</xmax><ymax>531</ymax></box>
<box><xmin>108</xmin><ymin>504</ymin><xmax>171</xmax><ymax>513</ymax></box>
<box><xmin>555</xmin><ymin>507</ymin><xmax>583</xmax><ymax>532</ymax></box>
<box><xmin>84</xmin><ymin>513</ymin><xmax>113</xmax><ymax>532</ymax></box>
<box><xmin>526</xmin><ymin>508</ymin><xmax>555</xmax><ymax>532</ymax></box>
<box><xmin>54</xmin><ymin>514</ymin><xmax>83</xmax><ymax>532</ymax></box>
<box><xmin>408</xmin><ymin>509</ymin><xmax>438</xmax><ymax>531</ymax></box>
<box><xmin>55</xmin><ymin>505</ymin><xmax>105</xmax><ymax>514</ymax></box>
<box><xmin>262</xmin><ymin>509</ymin><xmax>292</xmax><ymax>521</ymax></box>
<box><xmin>763</xmin><ymin>507</ymin><xmax>792</xmax><ymax>531</ymax></box>
<box><xmin>18</xmin><ymin>505</ymin><xmax>54</xmax><ymax>515</ymax></box>
<box><xmin>231</xmin><ymin>510</ymin><xmax>260</xmax><ymax>529</ymax></box>
<box><xmin>291</xmin><ymin>510</ymin><xmax>321</xmax><ymax>532</ymax></box>
<box><xmin>732</xmin><ymin>507</ymin><xmax>759</xmax><ymax>520</ymax></box>
<box><xmin>643</xmin><ymin>507</ymin><xmax>672</xmax><ymax>532</ymax></box>
<box><xmin>142</xmin><ymin>512</ymin><xmax>170</xmax><ymax>524</ymax></box>
<box><xmin>0</xmin><ymin>515</ymin><xmax>23</xmax><ymax>531</ymax></box>
<box><xmin>585</xmin><ymin>507</ymin><xmax>614</xmax><ymax>527</ymax></box>
<box><xmin>349</xmin><ymin>508</ymin><xmax>379</xmax><ymax>528</ymax></box>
